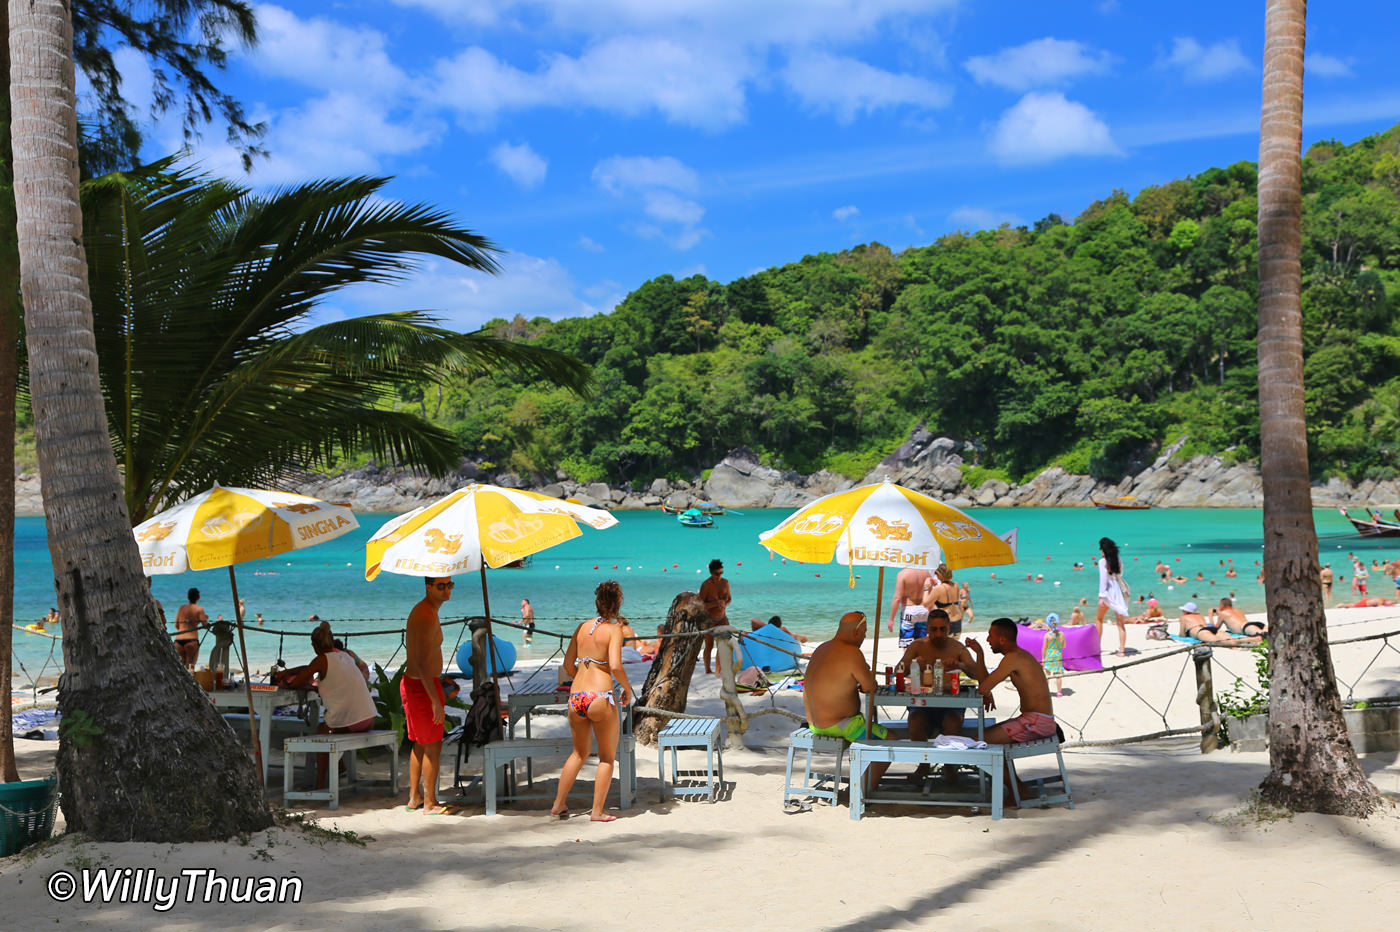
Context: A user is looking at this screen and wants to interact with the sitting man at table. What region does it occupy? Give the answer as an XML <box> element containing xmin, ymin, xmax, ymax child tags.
<box><xmin>272</xmin><ymin>621</ymin><xmax>378</xmax><ymax>790</ymax></box>
<box><xmin>803</xmin><ymin>611</ymin><xmax>889</xmax><ymax>787</ymax></box>
<box><xmin>895</xmin><ymin>609</ymin><xmax>976</xmax><ymax>738</ymax></box>
<box><xmin>966</xmin><ymin>618</ymin><xmax>1058</xmax><ymax>802</ymax></box>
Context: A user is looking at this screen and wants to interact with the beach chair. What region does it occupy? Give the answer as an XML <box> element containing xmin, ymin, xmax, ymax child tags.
<box><xmin>784</xmin><ymin>727</ymin><xmax>847</xmax><ymax>806</ymax></box>
<box><xmin>1005</xmin><ymin>733</ymin><xmax>1074</xmax><ymax>811</ymax></box>
<box><xmin>657</xmin><ymin>717</ymin><xmax>725</xmax><ymax>802</ymax></box>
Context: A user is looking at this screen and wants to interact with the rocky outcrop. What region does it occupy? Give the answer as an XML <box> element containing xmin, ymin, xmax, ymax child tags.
<box><xmin>15</xmin><ymin>429</ymin><xmax>1400</xmax><ymax>516</ymax></box>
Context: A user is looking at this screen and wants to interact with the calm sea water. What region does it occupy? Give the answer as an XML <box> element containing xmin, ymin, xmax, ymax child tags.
<box><xmin>9</xmin><ymin>507</ymin><xmax>1381</xmax><ymax>676</ymax></box>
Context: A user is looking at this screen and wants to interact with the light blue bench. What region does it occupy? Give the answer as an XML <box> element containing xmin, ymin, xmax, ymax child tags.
<box><xmin>1006</xmin><ymin>736</ymin><xmax>1075</xmax><ymax>810</ymax></box>
<box><xmin>784</xmin><ymin>727</ymin><xmax>847</xmax><ymax>806</ymax></box>
<box><xmin>657</xmin><ymin>717</ymin><xmax>726</xmax><ymax>802</ymax></box>
<box><xmin>481</xmin><ymin>734</ymin><xmax>637</xmax><ymax>815</ymax></box>
<box><xmin>283</xmin><ymin>730</ymin><xmax>400</xmax><ymax>811</ymax></box>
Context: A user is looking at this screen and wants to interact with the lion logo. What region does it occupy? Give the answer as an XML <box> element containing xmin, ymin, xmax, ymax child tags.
<box><xmin>487</xmin><ymin>515</ymin><xmax>545</xmax><ymax>544</ymax></box>
<box><xmin>199</xmin><ymin>511</ymin><xmax>263</xmax><ymax>539</ymax></box>
<box><xmin>867</xmin><ymin>516</ymin><xmax>912</xmax><ymax>541</ymax></box>
<box><xmin>273</xmin><ymin>501</ymin><xmax>321</xmax><ymax>515</ymax></box>
<box><xmin>137</xmin><ymin>521</ymin><xmax>178</xmax><ymax>542</ymax></box>
<box><xmin>423</xmin><ymin>528</ymin><xmax>463</xmax><ymax>554</ymax></box>
<box><xmin>790</xmin><ymin>513</ymin><xmax>846</xmax><ymax>536</ymax></box>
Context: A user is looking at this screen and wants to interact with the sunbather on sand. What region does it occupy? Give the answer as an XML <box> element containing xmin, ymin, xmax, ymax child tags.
<box><xmin>750</xmin><ymin>615</ymin><xmax>809</xmax><ymax>642</ymax></box>
<box><xmin>803</xmin><ymin>612</ymin><xmax>889</xmax><ymax>787</ymax></box>
<box><xmin>1211</xmin><ymin>598</ymin><xmax>1267</xmax><ymax>637</ymax></box>
<box><xmin>1178</xmin><ymin>602</ymin><xmax>1260</xmax><ymax>645</ymax></box>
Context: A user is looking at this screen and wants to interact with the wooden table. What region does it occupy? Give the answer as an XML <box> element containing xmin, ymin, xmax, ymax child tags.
<box><xmin>208</xmin><ymin>686</ymin><xmax>319</xmax><ymax>785</ymax></box>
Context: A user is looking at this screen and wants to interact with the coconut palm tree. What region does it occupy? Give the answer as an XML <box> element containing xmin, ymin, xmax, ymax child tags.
<box><xmin>77</xmin><ymin>163</ymin><xmax>589</xmax><ymax>523</ymax></box>
<box><xmin>1256</xmin><ymin>0</ymin><xmax>1377</xmax><ymax>815</ymax></box>
<box><xmin>10</xmin><ymin>0</ymin><xmax>272</xmax><ymax>839</ymax></box>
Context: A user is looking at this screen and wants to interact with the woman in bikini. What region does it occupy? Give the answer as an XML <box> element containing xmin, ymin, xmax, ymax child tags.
<box><xmin>925</xmin><ymin>563</ymin><xmax>961</xmax><ymax>635</ymax></box>
<box><xmin>549</xmin><ymin>580</ymin><xmax>634</xmax><ymax>823</ymax></box>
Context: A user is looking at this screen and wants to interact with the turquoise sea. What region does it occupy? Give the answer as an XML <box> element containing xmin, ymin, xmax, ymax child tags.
<box><xmin>9</xmin><ymin>507</ymin><xmax>1385</xmax><ymax>676</ymax></box>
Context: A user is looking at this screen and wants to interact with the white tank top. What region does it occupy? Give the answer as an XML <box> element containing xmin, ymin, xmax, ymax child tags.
<box><xmin>319</xmin><ymin>650</ymin><xmax>376</xmax><ymax>728</ymax></box>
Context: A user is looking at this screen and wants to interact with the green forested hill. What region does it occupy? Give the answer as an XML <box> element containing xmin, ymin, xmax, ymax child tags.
<box><xmin>361</xmin><ymin>127</ymin><xmax>1400</xmax><ymax>486</ymax></box>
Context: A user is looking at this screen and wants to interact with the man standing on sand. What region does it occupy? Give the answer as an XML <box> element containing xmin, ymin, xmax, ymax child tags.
<box><xmin>173</xmin><ymin>587</ymin><xmax>206</xmax><ymax>667</ymax></box>
<box><xmin>521</xmin><ymin>598</ymin><xmax>535</xmax><ymax>647</ymax></box>
<box><xmin>403</xmin><ymin>576</ymin><xmax>451</xmax><ymax>813</ymax></box>
<box><xmin>965</xmin><ymin>618</ymin><xmax>1058</xmax><ymax>803</ymax></box>
<box><xmin>803</xmin><ymin>612</ymin><xmax>889</xmax><ymax>787</ymax></box>
<box><xmin>699</xmin><ymin>559</ymin><xmax>731</xmax><ymax>674</ymax></box>
<box><xmin>887</xmin><ymin>565</ymin><xmax>933</xmax><ymax>637</ymax></box>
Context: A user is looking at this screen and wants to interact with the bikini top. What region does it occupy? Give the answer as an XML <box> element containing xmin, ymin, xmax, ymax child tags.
<box><xmin>577</xmin><ymin>617</ymin><xmax>612</xmax><ymax>665</ymax></box>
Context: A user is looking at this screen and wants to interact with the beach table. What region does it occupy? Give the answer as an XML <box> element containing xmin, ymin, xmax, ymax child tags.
<box><xmin>871</xmin><ymin>684</ymin><xmax>989</xmax><ymax>739</ymax></box>
<box><xmin>505</xmin><ymin>676</ymin><xmax>571</xmax><ymax>739</ymax></box>
<box><xmin>849</xmin><ymin>740</ymin><xmax>1006</xmax><ymax>820</ymax></box>
<box><xmin>209</xmin><ymin>686</ymin><xmax>320</xmax><ymax>785</ymax></box>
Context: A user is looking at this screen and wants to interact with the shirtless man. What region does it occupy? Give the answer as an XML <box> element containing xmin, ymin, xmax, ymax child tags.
<box><xmin>1320</xmin><ymin>563</ymin><xmax>1334</xmax><ymax>603</ymax></box>
<box><xmin>173</xmin><ymin>588</ymin><xmax>206</xmax><ymax>667</ymax></box>
<box><xmin>749</xmin><ymin>615</ymin><xmax>808</xmax><ymax>643</ymax></box>
<box><xmin>803</xmin><ymin>612</ymin><xmax>889</xmax><ymax>786</ymax></box>
<box><xmin>1212</xmin><ymin>597</ymin><xmax>1267</xmax><ymax>637</ymax></box>
<box><xmin>895</xmin><ymin>609</ymin><xmax>976</xmax><ymax>778</ymax></box>
<box><xmin>1178</xmin><ymin>601</ymin><xmax>1260</xmax><ymax>645</ymax></box>
<box><xmin>403</xmin><ymin>576</ymin><xmax>451</xmax><ymax>812</ymax></box>
<box><xmin>521</xmin><ymin>598</ymin><xmax>535</xmax><ymax>647</ymax></box>
<box><xmin>965</xmin><ymin>618</ymin><xmax>1058</xmax><ymax>800</ymax></box>
<box><xmin>887</xmin><ymin>565</ymin><xmax>933</xmax><ymax>634</ymax></box>
<box><xmin>698</xmin><ymin>559</ymin><xmax>731</xmax><ymax>674</ymax></box>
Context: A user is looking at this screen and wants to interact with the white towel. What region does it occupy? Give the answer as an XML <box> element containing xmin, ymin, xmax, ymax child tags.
<box><xmin>933</xmin><ymin>734</ymin><xmax>988</xmax><ymax>750</ymax></box>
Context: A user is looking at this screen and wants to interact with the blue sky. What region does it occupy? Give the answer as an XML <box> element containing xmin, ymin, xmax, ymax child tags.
<box><xmin>104</xmin><ymin>0</ymin><xmax>1400</xmax><ymax>332</ymax></box>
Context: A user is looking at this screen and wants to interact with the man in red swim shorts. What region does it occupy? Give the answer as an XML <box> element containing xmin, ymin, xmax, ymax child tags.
<box><xmin>967</xmin><ymin>618</ymin><xmax>1059</xmax><ymax>804</ymax></box>
<box><xmin>402</xmin><ymin>576</ymin><xmax>451</xmax><ymax>812</ymax></box>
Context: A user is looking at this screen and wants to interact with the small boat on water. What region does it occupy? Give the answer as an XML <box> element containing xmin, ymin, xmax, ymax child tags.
<box><xmin>695</xmin><ymin>501</ymin><xmax>725</xmax><ymax>516</ymax></box>
<box><xmin>660</xmin><ymin>500</ymin><xmax>683</xmax><ymax>514</ymax></box>
<box><xmin>1092</xmin><ymin>496</ymin><xmax>1151</xmax><ymax>510</ymax></box>
<box><xmin>677</xmin><ymin>508</ymin><xmax>714</xmax><ymax>528</ymax></box>
<box><xmin>1338</xmin><ymin>506</ymin><xmax>1400</xmax><ymax>537</ymax></box>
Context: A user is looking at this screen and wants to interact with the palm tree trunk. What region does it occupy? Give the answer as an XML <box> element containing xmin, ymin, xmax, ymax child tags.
<box><xmin>1255</xmin><ymin>0</ymin><xmax>1377</xmax><ymax>816</ymax></box>
<box><xmin>9</xmin><ymin>0</ymin><xmax>270</xmax><ymax>838</ymax></box>
<box><xmin>0</xmin><ymin>0</ymin><xmax>17</xmax><ymax>785</ymax></box>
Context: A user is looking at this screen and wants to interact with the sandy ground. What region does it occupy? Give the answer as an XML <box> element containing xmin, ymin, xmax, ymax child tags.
<box><xmin>4</xmin><ymin>607</ymin><xmax>1400</xmax><ymax>931</ymax></box>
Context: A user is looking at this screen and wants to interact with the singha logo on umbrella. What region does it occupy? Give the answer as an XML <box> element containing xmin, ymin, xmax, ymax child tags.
<box><xmin>137</xmin><ymin>521</ymin><xmax>178</xmax><ymax>542</ymax></box>
<box><xmin>867</xmin><ymin>516</ymin><xmax>912</xmax><ymax>540</ymax></box>
<box><xmin>273</xmin><ymin>501</ymin><xmax>322</xmax><ymax>514</ymax></box>
<box><xmin>487</xmin><ymin>515</ymin><xmax>545</xmax><ymax>543</ymax></box>
<box><xmin>790</xmin><ymin>513</ymin><xmax>845</xmax><ymax>536</ymax></box>
<box><xmin>423</xmin><ymin>528</ymin><xmax>464</xmax><ymax>554</ymax></box>
<box><xmin>199</xmin><ymin>511</ymin><xmax>264</xmax><ymax>538</ymax></box>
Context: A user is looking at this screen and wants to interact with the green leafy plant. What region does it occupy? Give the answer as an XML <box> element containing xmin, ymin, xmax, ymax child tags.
<box><xmin>1217</xmin><ymin>640</ymin><xmax>1271</xmax><ymax>745</ymax></box>
<box><xmin>58</xmin><ymin>709</ymin><xmax>103</xmax><ymax>748</ymax></box>
<box><xmin>370</xmin><ymin>663</ymin><xmax>409</xmax><ymax>749</ymax></box>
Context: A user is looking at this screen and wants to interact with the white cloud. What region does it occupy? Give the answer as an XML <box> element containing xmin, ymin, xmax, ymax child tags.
<box><xmin>783</xmin><ymin>52</ymin><xmax>951</xmax><ymax>122</ymax></box>
<box><xmin>1306</xmin><ymin>54</ymin><xmax>1353</xmax><ymax>79</ymax></box>
<box><xmin>577</xmin><ymin>235</ymin><xmax>605</xmax><ymax>252</ymax></box>
<box><xmin>592</xmin><ymin>156</ymin><xmax>707</xmax><ymax>250</ymax></box>
<box><xmin>963</xmin><ymin>38</ymin><xmax>1113</xmax><ymax>92</ymax></box>
<box><xmin>430</xmin><ymin>38</ymin><xmax>751</xmax><ymax>131</ymax></box>
<box><xmin>947</xmin><ymin>205</ymin><xmax>1023</xmax><ymax>230</ymax></box>
<box><xmin>833</xmin><ymin>205</ymin><xmax>860</xmax><ymax>221</ymax></box>
<box><xmin>989</xmin><ymin>91</ymin><xmax>1120</xmax><ymax>165</ymax></box>
<box><xmin>1163</xmin><ymin>37</ymin><xmax>1252</xmax><ymax>83</ymax></box>
<box><xmin>252</xmin><ymin>4</ymin><xmax>408</xmax><ymax>95</ymax></box>
<box><xmin>332</xmin><ymin>254</ymin><xmax>618</xmax><ymax>330</ymax></box>
<box><xmin>489</xmin><ymin>141</ymin><xmax>547</xmax><ymax>189</ymax></box>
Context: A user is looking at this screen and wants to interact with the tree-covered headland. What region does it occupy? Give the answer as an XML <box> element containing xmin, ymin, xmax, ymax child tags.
<box><xmin>432</xmin><ymin>126</ymin><xmax>1400</xmax><ymax>489</ymax></box>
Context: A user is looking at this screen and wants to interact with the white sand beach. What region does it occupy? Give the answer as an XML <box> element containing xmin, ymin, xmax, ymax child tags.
<box><xmin>4</xmin><ymin>606</ymin><xmax>1399</xmax><ymax>930</ymax></box>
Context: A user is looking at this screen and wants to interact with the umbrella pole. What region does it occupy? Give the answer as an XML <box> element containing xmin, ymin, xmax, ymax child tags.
<box><xmin>867</xmin><ymin>566</ymin><xmax>884</xmax><ymax>740</ymax></box>
<box><xmin>228</xmin><ymin>566</ymin><xmax>263</xmax><ymax>785</ymax></box>
<box><xmin>479</xmin><ymin>564</ymin><xmax>502</xmax><ymax>692</ymax></box>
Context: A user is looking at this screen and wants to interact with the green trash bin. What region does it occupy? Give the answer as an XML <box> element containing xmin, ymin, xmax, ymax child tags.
<box><xmin>0</xmin><ymin>775</ymin><xmax>59</xmax><ymax>857</ymax></box>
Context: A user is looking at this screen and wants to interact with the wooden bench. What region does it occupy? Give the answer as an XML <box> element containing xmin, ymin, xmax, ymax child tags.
<box><xmin>784</xmin><ymin>727</ymin><xmax>847</xmax><ymax>806</ymax></box>
<box><xmin>657</xmin><ymin>717</ymin><xmax>725</xmax><ymax>802</ymax></box>
<box><xmin>848</xmin><ymin>740</ymin><xmax>1006</xmax><ymax>820</ymax></box>
<box><xmin>481</xmin><ymin>735</ymin><xmax>637</xmax><ymax>816</ymax></box>
<box><xmin>1006</xmin><ymin>735</ymin><xmax>1074</xmax><ymax>810</ymax></box>
<box><xmin>282</xmin><ymin>730</ymin><xmax>399</xmax><ymax>811</ymax></box>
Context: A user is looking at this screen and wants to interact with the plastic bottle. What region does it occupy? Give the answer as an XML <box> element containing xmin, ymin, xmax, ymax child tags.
<box><xmin>933</xmin><ymin>659</ymin><xmax>945</xmax><ymax>695</ymax></box>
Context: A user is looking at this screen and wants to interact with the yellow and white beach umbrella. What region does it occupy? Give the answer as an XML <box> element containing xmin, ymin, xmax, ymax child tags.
<box><xmin>135</xmin><ymin>484</ymin><xmax>359</xmax><ymax>575</ymax></box>
<box><xmin>364</xmin><ymin>483</ymin><xmax>617</xmax><ymax>581</ymax></box>
<box><xmin>133</xmin><ymin>485</ymin><xmax>359</xmax><ymax>780</ymax></box>
<box><xmin>759</xmin><ymin>480</ymin><xmax>1017</xmax><ymax>737</ymax></box>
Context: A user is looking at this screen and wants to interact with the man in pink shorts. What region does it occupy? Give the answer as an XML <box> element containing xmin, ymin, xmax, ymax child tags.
<box><xmin>966</xmin><ymin>618</ymin><xmax>1059</xmax><ymax>802</ymax></box>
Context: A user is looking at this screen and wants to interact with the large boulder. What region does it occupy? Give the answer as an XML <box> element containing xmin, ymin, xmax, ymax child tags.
<box><xmin>704</xmin><ymin>448</ymin><xmax>790</xmax><ymax>508</ymax></box>
<box><xmin>585</xmin><ymin>482</ymin><xmax>612</xmax><ymax>502</ymax></box>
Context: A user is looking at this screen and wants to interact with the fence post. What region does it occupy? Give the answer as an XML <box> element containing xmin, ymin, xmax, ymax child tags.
<box><xmin>715</xmin><ymin>628</ymin><xmax>747</xmax><ymax>748</ymax></box>
<box><xmin>1192</xmin><ymin>645</ymin><xmax>1220</xmax><ymax>753</ymax></box>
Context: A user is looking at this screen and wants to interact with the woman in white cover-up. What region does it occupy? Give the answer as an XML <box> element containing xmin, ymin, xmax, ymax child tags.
<box><xmin>1096</xmin><ymin>536</ymin><xmax>1130</xmax><ymax>657</ymax></box>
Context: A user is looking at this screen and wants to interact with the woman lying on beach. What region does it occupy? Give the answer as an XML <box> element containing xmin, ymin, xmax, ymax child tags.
<box><xmin>550</xmin><ymin>580</ymin><xmax>635</xmax><ymax>823</ymax></box>
<box><xmin>273</xmin><ymin>621</ymin><xmax>377</xmax><ymax>789</ymax></box>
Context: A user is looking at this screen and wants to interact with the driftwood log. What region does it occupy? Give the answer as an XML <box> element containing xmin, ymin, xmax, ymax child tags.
<box><xmin>634</xmin><ymin>592</ymin><xmax>707</xmax><ymax>745</ymax></box>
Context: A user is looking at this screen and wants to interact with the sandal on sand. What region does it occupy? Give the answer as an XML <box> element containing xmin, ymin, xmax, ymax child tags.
<box><xmin>783</xmin><ymin>799</ymin><xmax>814</xmax><ymax>815</ymax></box>
<box><xmin>548</xmin><ymin>809</ymin><xmax>569</xmax><ymax>822</ymax></box>
<box><xmin>405</xmin><ymin>802</ymin><xmax>424</xmax><ymax>812</ymax></box>
<box><xmin>590</xmin><ymin>814</ymin><xmax>618</xmax><ymax>822</ymax></box>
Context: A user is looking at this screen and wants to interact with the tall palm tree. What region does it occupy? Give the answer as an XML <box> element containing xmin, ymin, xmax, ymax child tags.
<box><xmin>1256</xmin><ymin>0</ymin><xmax>1377</xmax><ymax>815</ymax></box>
<box><xmin>10</xmin><ymin>0</ymin><xmax>270</xmax><ymax>838</ymax></box>
<box><xmin>78</xmin><ymin>164</ymin><xmax>590</xmax><ymax>523</ymax></box>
